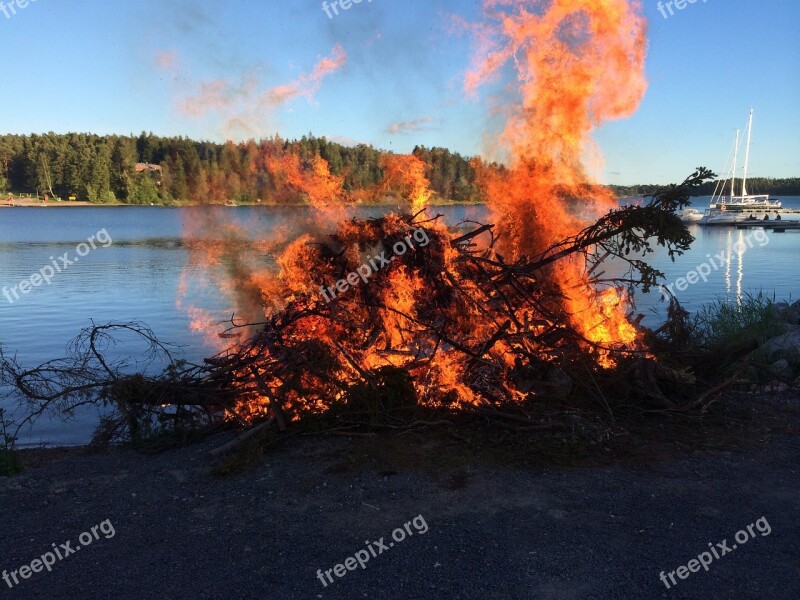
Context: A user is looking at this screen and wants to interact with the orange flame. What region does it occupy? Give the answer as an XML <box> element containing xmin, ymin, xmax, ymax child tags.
<box><xmin>175</xmin><ymin>0</ymin><xmax>652</xmax><ymax>424</ymax></box>
<box><xmin>379</xmin><ymin>154</ymin><xmax>432</xmax><ymax>213</ymax></box>
<box><xmin>467</xmin><ymin>0</ymin><xmax>648</xmax><ymax>365</ymax></box>
<box><xmin>264</xmin><ymin>149</ymin><xmax>345</xmax><ymax>211</ymax></box>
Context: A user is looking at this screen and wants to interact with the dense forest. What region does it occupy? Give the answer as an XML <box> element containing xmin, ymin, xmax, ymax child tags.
<box><xmin>610</xmin><ymin>178</ymin><xmax>800</xmax><ymax>198</ymax></box>
<box><xmin>1</xmin><ymin>132</ymin><xmax>796</xmax><ymax>205</ymax></box>
<box><xmin>0</xmin><ymin>132</ymin><xmax>487</xmax><ymax>205</ymax></box>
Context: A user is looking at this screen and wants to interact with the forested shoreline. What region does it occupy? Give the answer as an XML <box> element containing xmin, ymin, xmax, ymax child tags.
<box><xmin>0</xmin><ymin>132</ymin><xmax>488</xmax><ymax>205</ymax></box>
<box><xmin>1</xmin><ymin>132</ymin><xmax>797</xmax><ymax>205</ymax></box>
<box><xmin>609</xmin><ymin>178</ymin><xmax>800</xmax><ymax>198</ymax></box>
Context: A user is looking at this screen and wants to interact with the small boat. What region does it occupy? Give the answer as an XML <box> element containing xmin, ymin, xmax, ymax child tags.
<box><xmin>701</xmin><ymin>212</ymin><xmax>749</xmax><ymax>226</ymax></box>
<box><xmin>709</xmin><ymin>109</ymin><xmax>781</xmax><ymax>212</ymax></box>
<box><xmin>679</xmin><ymin>207</ymin><xmax>706</xmax><ymax>223</ymax></box>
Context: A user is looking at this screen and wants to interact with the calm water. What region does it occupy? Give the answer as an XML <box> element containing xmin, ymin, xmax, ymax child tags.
<box><xmin>2</xmin><ymin>198</ymin><xmax>799</xmax><ymax>445</ymax></box>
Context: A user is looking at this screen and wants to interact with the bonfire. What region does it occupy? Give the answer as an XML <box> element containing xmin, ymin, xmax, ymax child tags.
<box><xmin>0</xmin><ymin>1</ymin><xmax>735</xmax><ymax>456</ymax></box>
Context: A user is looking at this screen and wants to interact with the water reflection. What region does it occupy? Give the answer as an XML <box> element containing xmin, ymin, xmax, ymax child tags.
<box><xmin>736</xmin><ymin>230</ymin><xmax>744</xmax><ymax>305</ymax></box>
<box><xmin>723</xmin><ymin>229</ymin><xmax>753</xmax><ymax>306</ymax></box>
<box><xmin>724</xmin><ymin>230</ymin><xmax>732</xmax><ymax>299</ymax></box>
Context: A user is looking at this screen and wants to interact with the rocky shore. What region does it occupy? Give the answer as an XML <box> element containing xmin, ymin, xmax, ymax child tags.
<box><xmin>756</xmin><ymin>299</ymin><xmax>800</xmax><ymax>384</ymax></box>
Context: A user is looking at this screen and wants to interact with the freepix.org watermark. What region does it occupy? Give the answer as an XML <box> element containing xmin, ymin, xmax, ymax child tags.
<box><xmin>659</xmin><ymin>228</ymin><xmax>769</xmax><ymax>298</ymax></box>
<box><xmin>658</xmin><ymin>516</ymin><xmax>771</xmax><ymax>590</ymax></box>
<box><xmin>316</xmin><ymin>514</ymin><xmax>428</xmax><ymax>588</ymax></box>
<box><xmin>657</xmin><ymin>0</ymin><xmax>709</xmax><ymax>20</ymax></box>
<box><xmin>2</xmin><ymin>228</ymin><xmax>112</xmax><ymax>305</ymax></box>
<box><xmin>319</xmin><ymin>226</ymin><xmax>430</xmax><ymax>303</ymax></box>
<box><xmin>3</xmin><ymin>519</ymin><xmax>116</xmax><ymax>590</ymax></box>
<box><xmin>322</xmin><ymin>0</ymin><xmax>372</xmax><ymax>20</ymax></box>
<box><xmin>0</xmin><ymin>0</ymin><xmax>38</xmax><ymax>20</ymax></box>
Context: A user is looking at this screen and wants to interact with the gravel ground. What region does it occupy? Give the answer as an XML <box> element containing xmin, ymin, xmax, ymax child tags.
<box><xmin>1</xmin><ymin>397</ymin><xmax>798</xmax><ymax>600</ymax></box>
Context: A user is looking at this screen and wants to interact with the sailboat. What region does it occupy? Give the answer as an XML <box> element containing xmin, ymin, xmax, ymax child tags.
<box><xmin>709</xmin><ymin>109</ymin><xmax>781</xmax><ymax>212</ymax></box>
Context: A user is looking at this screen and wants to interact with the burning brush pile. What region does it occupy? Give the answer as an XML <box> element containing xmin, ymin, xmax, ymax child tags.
<box><xmin>186</xmin><ymin>174</ymin><xmax>702</xmax><ymax>423</ymax></box>
<box><xmin>0</xmin><ymin>1</ymin><xmax>737</xmax><ymax>453</ymax></box>
<box><xmin>0</xmin><ymin>168</ymin><xmax>716</xmax><ymax>453</ymax></box>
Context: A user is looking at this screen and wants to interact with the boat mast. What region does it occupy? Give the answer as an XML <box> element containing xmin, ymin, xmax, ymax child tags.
<box><xmin>741</xmin><ymin>108</ymin><xmax>754</xmax><ymax>197</ymax></box>
<box><xmin>730</xmin><ymin>129</ymin><xmax>739</xmax><ymax>200</ymax></box>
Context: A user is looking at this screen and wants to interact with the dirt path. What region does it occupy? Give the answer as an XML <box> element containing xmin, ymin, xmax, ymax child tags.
<box><xmin>1</xmin><ymin>396</ymin><xmax>798</xmax><ymax>599</ymax></box>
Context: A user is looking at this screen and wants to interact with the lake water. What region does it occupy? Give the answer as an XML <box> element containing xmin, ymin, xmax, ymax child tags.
<box><xmin>2</xmin><ymin>198</ymin><xmax>799</xmax><ymax>446</ymax></box>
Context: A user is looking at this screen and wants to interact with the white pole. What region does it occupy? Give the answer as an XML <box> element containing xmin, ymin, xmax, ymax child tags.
<box><xmin>731</xmin><ymin>129</ymin><xmax>739</xmax><ymax>200</ymax></box>
<box><xmin>741</xmin><ymin>109</ymin><xmax>754</xmax><ymax>197</ymax></box>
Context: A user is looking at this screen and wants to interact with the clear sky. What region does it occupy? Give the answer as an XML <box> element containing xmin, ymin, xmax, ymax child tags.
<box><xmin>0</xmin><ymin>0</ymin><xmax>797</xmax><ymax>184</ymax></box>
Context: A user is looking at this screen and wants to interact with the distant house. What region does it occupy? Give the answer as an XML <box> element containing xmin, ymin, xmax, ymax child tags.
<box><xmin>135</xmin><ymin>163</ymin><xmax>162</xmax><ymax>173</ymax></box>
<box><xmin>135</xmin><ymin>163</ymin><xmax>163</xmax><ymax>186</ymax></box>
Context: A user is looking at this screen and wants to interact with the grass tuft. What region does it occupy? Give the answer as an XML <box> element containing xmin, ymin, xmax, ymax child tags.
<box><xmin>696</xmin><ymin>291</ymin><xmax>784</xmax><ymax>347</ymax></box>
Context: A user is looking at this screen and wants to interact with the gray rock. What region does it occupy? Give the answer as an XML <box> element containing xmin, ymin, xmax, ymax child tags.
<box><xmin>772</xmin><ymin>302</ymin><xmax>800</xmax><ymax>325</ymax></box>
<box><xmin>783</xmin><ymin>309</ymin><xmax>800</xmax><ymax>325</ymax></box>
<box><xmin>760</xmin><ymin>327</ymin><xmax>800</xmax><ymax>362</ymax></box>
<box><xmin>770</xmin><ymin>359</ymin><xmax>793</xmax><ymax>379</ymax></box>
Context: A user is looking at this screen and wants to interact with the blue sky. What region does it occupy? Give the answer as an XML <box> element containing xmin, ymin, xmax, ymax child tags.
<box><xmin>0</xmin><ymin>0</ymin><xmax>797</xmax><ymax>184</ymax></box>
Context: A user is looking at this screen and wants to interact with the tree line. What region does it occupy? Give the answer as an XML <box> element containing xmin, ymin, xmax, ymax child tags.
<box><xmin>611</xmin><ymin>178</ymin><xmax>800</xmax><ymax>198</ymax></box>
<box><xmin>0</xmin><ymin>132</ymin><xmax>487</xmax><ymax>205</ymax></box>
<box><xmin>2</xmin><ymin>132</ymin><xmax>794</xmax><ymax>205</ymax></box>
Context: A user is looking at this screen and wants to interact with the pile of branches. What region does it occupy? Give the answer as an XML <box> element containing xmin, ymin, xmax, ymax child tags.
<box><xmin>2</xmin><ymin>168</ymin><xmax>737</xmax><ymax>452</ymax></box>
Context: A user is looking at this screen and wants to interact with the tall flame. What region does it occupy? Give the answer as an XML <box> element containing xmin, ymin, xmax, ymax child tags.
<box><xmin>467</xmin><ymin>0</ymin><xmax>648</xmax><ymax>365</ymax></box>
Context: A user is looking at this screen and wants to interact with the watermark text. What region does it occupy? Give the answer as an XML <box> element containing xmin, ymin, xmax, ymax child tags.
<box><xmin>322</xmin><ymin>0</ymin><xmax>373</xmax><ymax>20</ymax></box>
<box><xmin>0</xmin><ymin>0</ymin><xmax>39</xmax><ymax>20</ymax></box>
<box><xmin>319</xmin><ymin>226</ymin><xmax>429</xmax><ymax>303</ymax></box>
<box><xmin>3</xmin><ymin>519</ymin><xmax>116</xmax><ymax>589</ymax></box>
<box><xmin>659</xmin><ymin>515</ymin><xmax>771</xmax><ymax>589</ymax></box>
<box><xmin>660</xmin><ymin>228</ymin><xmax>768</xmax><ymax>297</ymax></box>
<box><xmin>3</xmin><ymin>228</ymin><xmax>113</xmax><ymax>305</ymax></box>
<box><xmin>316</xmin><ymin>514</ymin><xmax>428</xmax><ymax>587</ymax></box>
<box><xmin>657</xmin><ymin>0</ymin><xmax>709</xmax><ymax>20</ymax></box>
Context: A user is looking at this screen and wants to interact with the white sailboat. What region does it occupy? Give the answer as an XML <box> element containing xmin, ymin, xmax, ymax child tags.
<box><xmin>709</xmin><ymin>109</ymin><xmax>780</xmax><ymax>212</ymax></box>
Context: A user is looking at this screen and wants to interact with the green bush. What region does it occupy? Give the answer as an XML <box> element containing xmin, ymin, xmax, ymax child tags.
<box><xmin>696</xmin><ymin>291</ymin><xmax>784</xmax><ymax>347</ymax></box>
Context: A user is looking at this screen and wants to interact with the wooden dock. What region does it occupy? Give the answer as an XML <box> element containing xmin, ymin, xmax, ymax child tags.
<box><xmin>702</xmin><ymin>219</ymin><xmax>800</xmax><ymax>231</ymax></box>
<box><xmin>700</xmin><ymin>205</ymin><xmax>800</xmax><ymax>230</ymax></box>
<box><xmin>739</xmin><ymin>222</ymin><xmax>800</xmax><ymax>232</ymax></box>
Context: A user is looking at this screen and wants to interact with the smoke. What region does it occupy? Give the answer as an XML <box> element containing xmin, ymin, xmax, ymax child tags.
<box><xmin>386</xmin><ymin>116</ymin><xmax>435</xmax><ymax>135</ymax></box>
<box><xmin>158</xmin><ymin>45</ymin><xmax>348</xmax><ymax>141</ymax></box>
